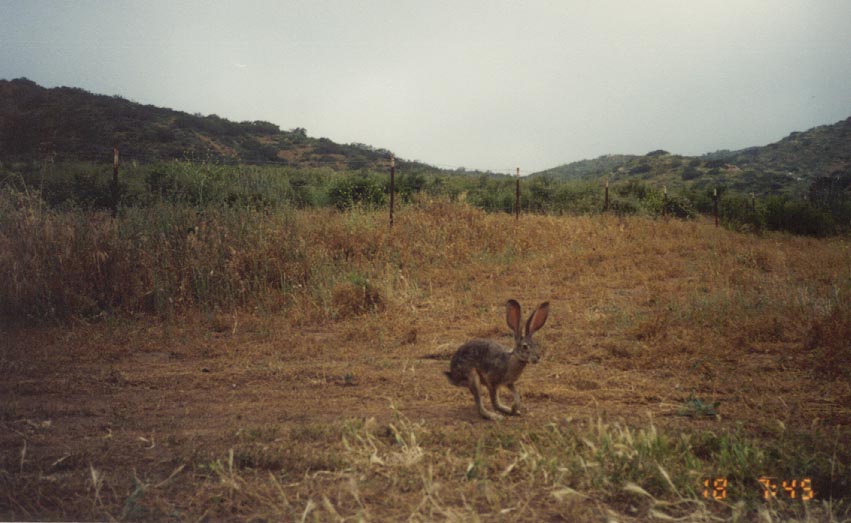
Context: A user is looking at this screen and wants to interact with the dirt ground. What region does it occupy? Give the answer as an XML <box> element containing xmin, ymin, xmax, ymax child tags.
<box><xmin>2</xmin><ymin>303</ymin><xmax>849</xmax><ymax>518</ymax></box>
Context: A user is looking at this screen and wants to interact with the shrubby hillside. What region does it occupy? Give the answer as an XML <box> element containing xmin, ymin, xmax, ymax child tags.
<box><xmin>533</xmin><ymin>117</ymin><xmax>851</xmax><ymax>198</ymax></box>
<box><xmin>0</xmin><ymin>78</ymin><xmax>416</xmax><ymax>171</ymax></box>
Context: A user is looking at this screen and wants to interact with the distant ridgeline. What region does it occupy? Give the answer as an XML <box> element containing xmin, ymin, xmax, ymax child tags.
<box><xmin>0</xmin><ymin>77</ymin><xmax>412</xmax><ymax>170</ymax></box>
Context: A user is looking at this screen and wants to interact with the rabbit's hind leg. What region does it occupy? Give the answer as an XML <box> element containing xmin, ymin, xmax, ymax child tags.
<box><xmin>468</xmin><ymin>370</ymin><xmax>502</xmax><ymax>420</ymax></box>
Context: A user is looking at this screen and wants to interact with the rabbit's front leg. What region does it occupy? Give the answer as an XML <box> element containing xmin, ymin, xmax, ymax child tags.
<box><xmin>507</xmin><ymin>383</ymin><xmax>522</xmax><ymax>415</ymax></box>
<box><xmin>490</xmin><ymin>385</ymin><xmax>516</xmax><ymax>415</ymax></box>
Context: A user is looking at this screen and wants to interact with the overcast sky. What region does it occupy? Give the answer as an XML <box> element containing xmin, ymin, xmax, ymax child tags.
<box><xmin>2</xmin><ymin>1</ymin><xmax>850</xmax><ymax>173</ymax></box>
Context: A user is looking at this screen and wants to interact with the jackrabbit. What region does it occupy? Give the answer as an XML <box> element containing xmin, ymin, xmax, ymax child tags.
<box><xmin>445</xmin><ymin>300</ymin><xmax>550</xmax><ymax>420</ymax></box>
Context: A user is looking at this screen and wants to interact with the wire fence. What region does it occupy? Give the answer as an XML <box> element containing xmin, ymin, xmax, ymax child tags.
<box><xmin>5</xmin><ymin>146</ymin><xmax>849</xmax><ymax>237</ymax></box>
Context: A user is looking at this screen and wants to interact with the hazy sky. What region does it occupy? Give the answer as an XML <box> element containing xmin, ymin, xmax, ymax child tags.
<box><xmin>2</xmin><ymin>1</ymin><xmax>850</xmax><ymax>173</ymax></box>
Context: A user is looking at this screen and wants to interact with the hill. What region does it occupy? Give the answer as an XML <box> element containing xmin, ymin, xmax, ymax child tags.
<box><xmin>0</xmin><ymin>78</ymin><xmax>431</xmax><ymax>172</ymax></box>
<box><xmin>533</xmin><ymin>117</ymin><xmax>851</xmax><ymax>196</ymax></box>
<box><xmin>3</xmin><ymin>78</ymin><xmax>849</xmax><ymax>197</ymax></box>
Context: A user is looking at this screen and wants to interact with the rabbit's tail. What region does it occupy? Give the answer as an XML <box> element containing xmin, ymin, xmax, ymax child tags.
<box><xmin>445</xmin><ymin>370</ymin><xmax>466</xmax><ymax>387</ymax></box>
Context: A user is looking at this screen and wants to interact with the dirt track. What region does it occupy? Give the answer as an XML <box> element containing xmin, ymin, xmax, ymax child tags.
<box><xmin>4</xmin><ymin>299</ymin><xmax>845</xmax><ymax>494</ymax></box>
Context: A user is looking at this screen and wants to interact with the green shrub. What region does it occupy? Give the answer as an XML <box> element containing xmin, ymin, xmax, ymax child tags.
<box><xmin>764</xmin><ymin>196</ymin><xmax>836</xmax><ymax>237</ymax></box>
<box><xmin>396</xmin><ymin>172</ymin><xmax>426</xmax><ymax>203</ymax></box>
<box><xmin>630</xmin><ymin>163</ymin><xmax>651</xmax><ymax>175</ymax></box>
<box><xmin>608</xmin><ymin>197</ymin><xmax>639</xmax><ymax>215</ymax></box>
<box><xmin>681</xmin><ymin>166</ymin><xmax>702</xmax><ymax>180</ymax></box>
<box><xmin>662</xmin><ymin>194</ymin><xmax>697</xmax><ymax>219</ymax></box>
<box><xmin>616</xmin><ymin>180</ymin><xmax>653</xmax><ymax>200</ymax></box>
<box><xmin>720</xmin><ymin>193</ymin><xmax>764</xmax><ymax>232</ymax></box>
<box><xmin>615</xmin><ymin>186</ymin><xmax>690</xmax><ymax>219</ymax></box>
<box><xmin>328</xmin><ymin>173</ymin><xmax>386</xmax><ymax>210</ymax></box>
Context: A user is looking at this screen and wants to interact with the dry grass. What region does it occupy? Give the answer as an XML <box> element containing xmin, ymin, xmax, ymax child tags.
<box><xmin>2</xmin><ymin>195</ymin><xmax>851</xmax><ymax>521</ymax></box>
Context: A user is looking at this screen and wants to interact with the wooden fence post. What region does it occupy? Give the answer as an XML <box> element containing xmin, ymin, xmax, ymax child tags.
<box><xmin>604</xmin><ymin>178</ymin><xmax>609</xmax><ymax>212</ymax></box>
<box><xmin>663</xmin><ymin>185</ymin><xmax>668</xmax><ymax>217</ymax></box>
<box><xmin>389</xmin><ymin>154</ymin><xmax>395</xmax><ymax>228</ymax></box>
<box><xmin>112</xmin><ymin>145</ymin><xmax>119</xmax><ymax>217</ymax></box>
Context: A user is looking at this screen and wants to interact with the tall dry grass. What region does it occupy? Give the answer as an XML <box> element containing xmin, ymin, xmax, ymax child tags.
<box><xmin>0</xmin><ymin>189</ymin><xmax>527</xmax><ymax>322</ymax></box>
<box><xmin>3</xmin><ymin>185</ymin><xmax>850</xmax><ymax>337</ymax></box>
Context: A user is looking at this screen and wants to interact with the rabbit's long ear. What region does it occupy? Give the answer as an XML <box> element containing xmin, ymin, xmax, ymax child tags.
<box><xmin>506</xmin><ymin>299</ymin><xmax>522</xmax><ymax>339</ymax></box>
<box><xmin>525</xmin><ymin>302</ymin><xmax>550</xmax><ymax>336</ymax></box>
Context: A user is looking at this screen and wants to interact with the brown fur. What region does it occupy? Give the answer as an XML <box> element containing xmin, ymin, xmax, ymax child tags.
<box><xmin>445</xmin><ymin>300</ymin><xmax>550</xmax><ymax>420</ymax></box>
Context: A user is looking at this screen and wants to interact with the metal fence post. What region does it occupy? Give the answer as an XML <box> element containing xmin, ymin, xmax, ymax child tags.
<box><xmin>714</xmin><ymin>188</ymin><xmax>719</xmax><ymax>227</ymax></box>
<box><xmin>112</xmin><ymin>145</ymin><xmax>119</xmax><ymax>217</ymax></box>
<box><xmin>389</xmin><ymin>154</ymin><xmax>395</xmax><ymax>228</ymax></box>
<box><xmin>515</xmin><ymin>167</ymin><xmax>520</xmax><ymax>220</ymax></box>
